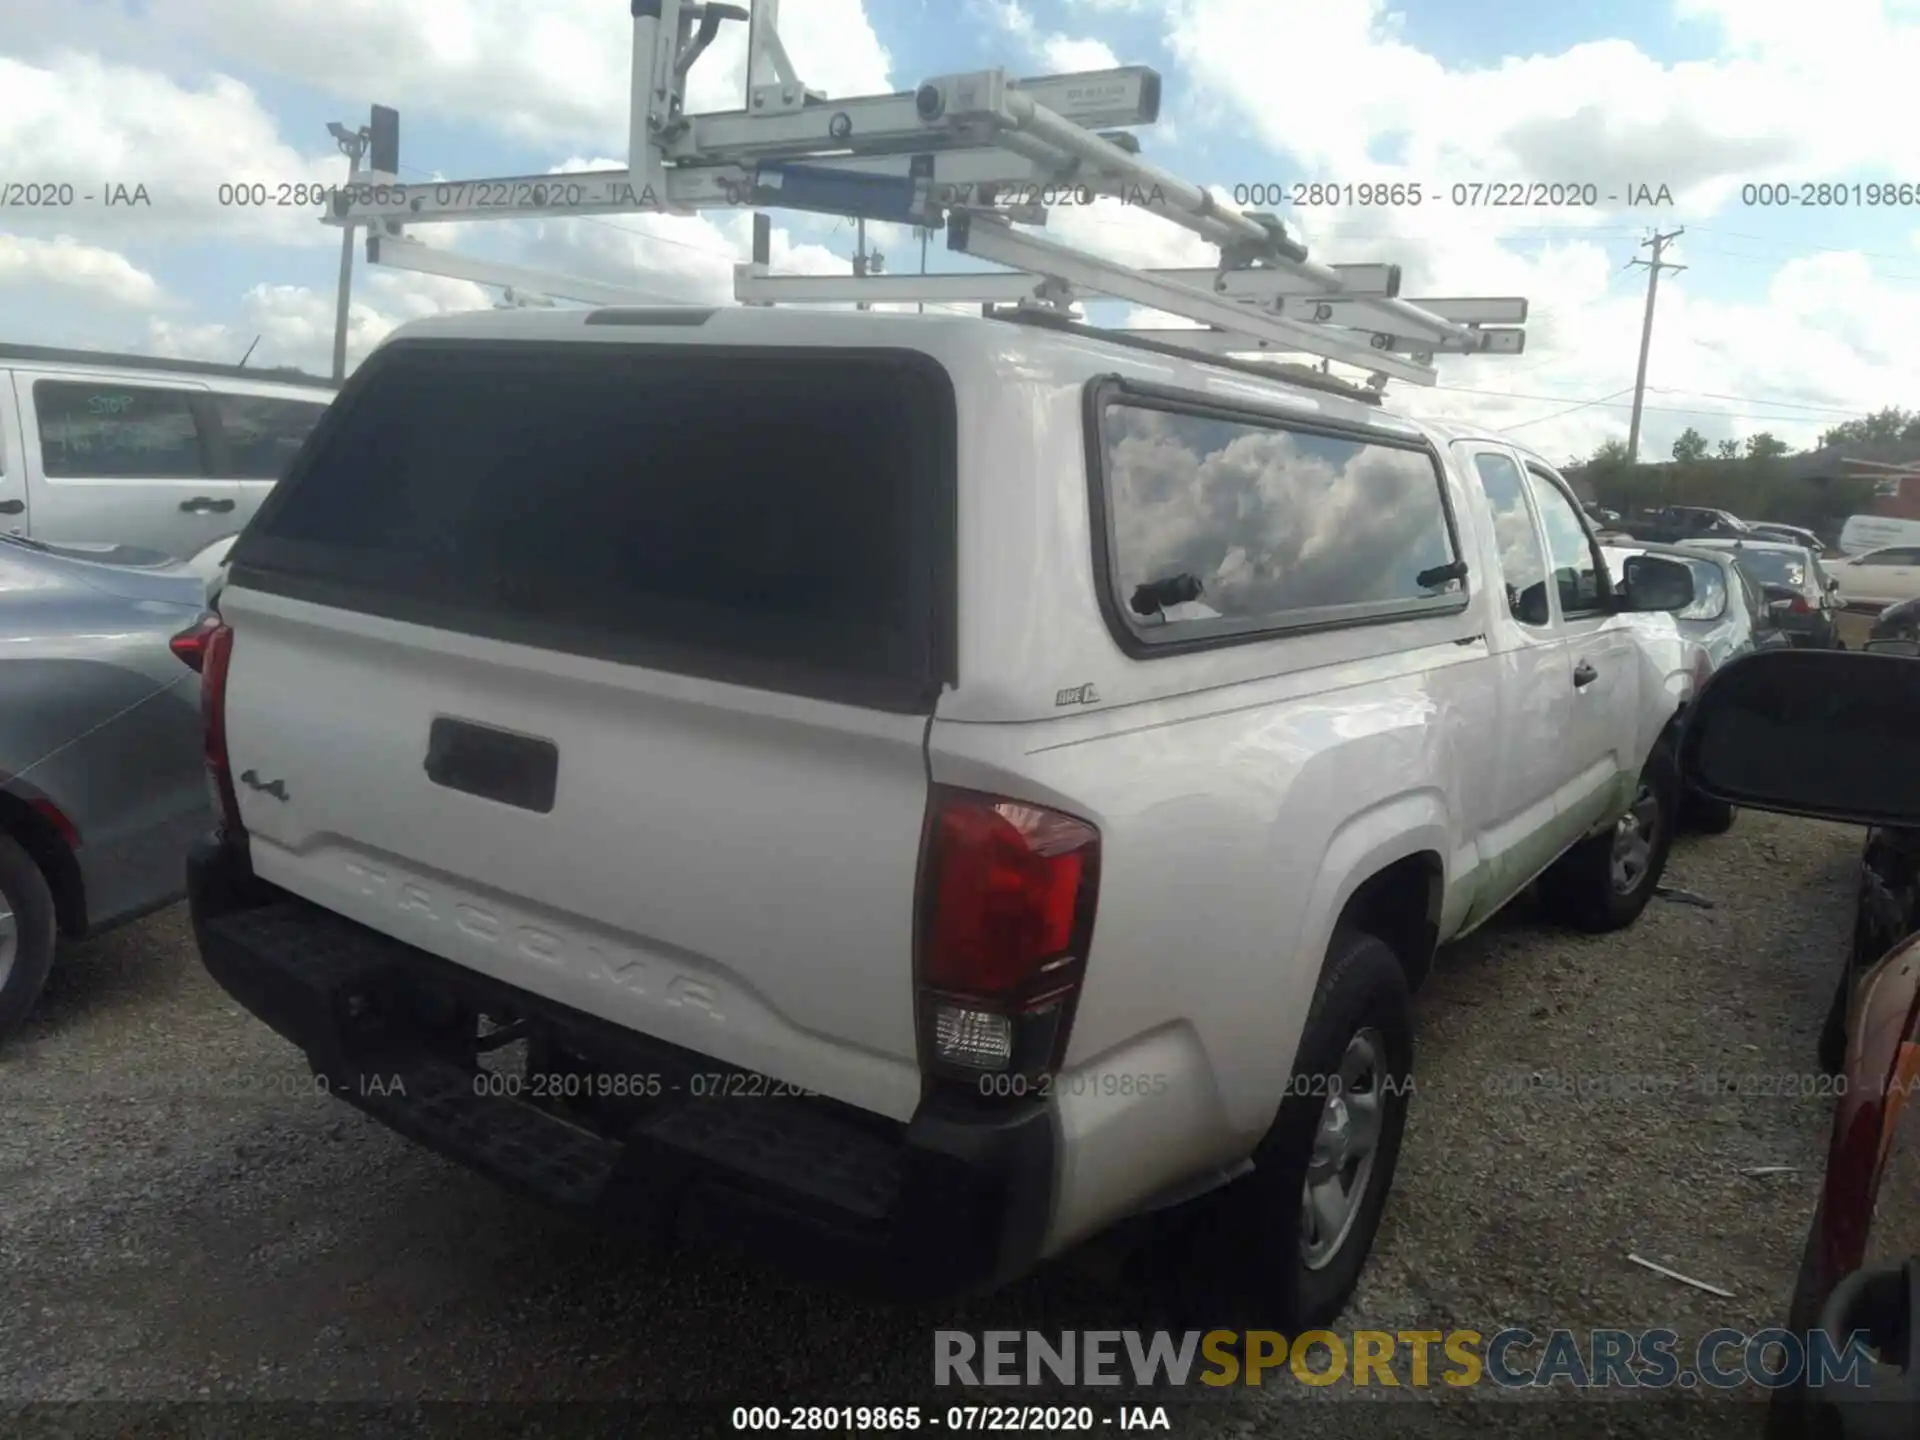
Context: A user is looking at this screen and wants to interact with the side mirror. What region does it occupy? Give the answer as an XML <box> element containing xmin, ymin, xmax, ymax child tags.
<box><xmin>1678</xmin><ymin>648</ymin><xmax>1920</xmax><ymax>825</ymax></box>
<box><xmin>1618</xmin><ymin>553</ymin><xmax>1695</xmax><ymax>612</ymax></box>
<box><xmin>1827</xmin><ymin>575</ymin><xmax>1843</xmax><ymax>593</ymax></box>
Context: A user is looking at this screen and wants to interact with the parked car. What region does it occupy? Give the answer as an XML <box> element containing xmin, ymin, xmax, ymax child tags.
<box><xmin>1622</xmin><ymin>504</ymin><xmax>1754</xmax><ymax>544</ymax></box>
<box><xmin>1825</xmin><ymin>545</ymin><xmax>1920</xmax><ymax>611</ymax></box>
<box><xmin>183</xmin><ymin>307</ymin><xmax>1698</xmax><ymax>1329</ymax></box>
<box><xmin>1582</xmin><ymin>500</ymin><xmax>1623</xmax><ymax>529</ymax></box>
<box><xmin>1747</xmin><ymin>521</ymin><xmax>1827</xmax><ymax>552</ymax></box>
<box><xmin>1692</xmin><ymin>538</ymin><xmax>1847</xmax><ymax>649</ymax></box>
<box><xmin>1867</xmin><ymin>597</ymin><xmax>1920</xmax><ymax>655</ymax></box>
<box><xmin>1677</xmin><ymin>647</ymin><xmax>1919</xmax><ymax>1440</ymax></box>
<box><xmin>0</xmin><ymin>534</ymin><xmax>216</xmax><ymax>1040</ymax></box>
<box><xmin>1600</xmin><ymin>540</ymin><xmax>1795</xmax><ymax>833</ymax></box>
<box><xmin>0</xmin><ymin>344</ymin><xmax>335</xmax><ymax>572</ymax></box>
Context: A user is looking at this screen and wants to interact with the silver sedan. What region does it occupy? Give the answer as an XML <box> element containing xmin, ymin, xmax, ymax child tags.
<box><xmin>0</xmin><ymin>536</ymin><xmax>213</xmax><ymax>1041</ymax></box>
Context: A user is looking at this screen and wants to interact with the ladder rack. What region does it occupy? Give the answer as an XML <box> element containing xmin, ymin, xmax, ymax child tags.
<box><xmin>327</xmin><ymin>0</ymin><xmax>1527</xmax><ymax>387</ymax></box>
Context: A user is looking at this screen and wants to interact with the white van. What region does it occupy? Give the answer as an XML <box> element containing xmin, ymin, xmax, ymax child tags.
<box><xmin>1838</xmin><ymin>513</ymin><xmax>1920</xmax><ymax>556</ymax></box>
<box><xmin>0</xmin><ymin>344</ymin><xmax>336</xmax><ymax>573</ymax></box>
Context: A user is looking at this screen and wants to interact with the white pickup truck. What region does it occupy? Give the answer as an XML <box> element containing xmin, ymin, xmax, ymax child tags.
<box><xmin>185</xmin><ymin>304</ymin><xmax>1697</xmax><ymax>1329</ymax></box>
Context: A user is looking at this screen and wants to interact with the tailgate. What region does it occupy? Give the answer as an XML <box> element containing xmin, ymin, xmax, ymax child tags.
<box><xmin>215</xmin><ymin>337</ymin><xmax>958</xmax><ymax>1122</ymax></box>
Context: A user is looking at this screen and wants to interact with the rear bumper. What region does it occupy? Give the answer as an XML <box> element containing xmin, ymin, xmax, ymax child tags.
<box><xmin>187</xmin><ymin>834</ymin><xmax>1056</xmax><ymax>1300</ymax></box>
<box><xmin>1777</xmin><ymin>614</ymin><xmax>1840</xmax><ymax>647</ymax></box>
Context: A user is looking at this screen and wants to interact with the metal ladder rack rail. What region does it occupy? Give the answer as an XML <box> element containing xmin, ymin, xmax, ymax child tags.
<box><xmin>324</xmin><ymin>0</ymin><xmax>1528</xmax><ymax>387</ymax></box>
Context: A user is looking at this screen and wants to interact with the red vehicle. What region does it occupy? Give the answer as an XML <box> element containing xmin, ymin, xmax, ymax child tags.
<box><xmin>1679</xmin><ymin>646</ymin><xmax>1919</xmax><ymax>1438</ymax></box>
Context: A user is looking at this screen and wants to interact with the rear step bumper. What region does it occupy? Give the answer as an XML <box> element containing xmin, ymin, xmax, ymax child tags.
<box><xmin>187</xmin><ymin>835</ymin><xmax>1056</xmax><ymax>1300</ymax></box>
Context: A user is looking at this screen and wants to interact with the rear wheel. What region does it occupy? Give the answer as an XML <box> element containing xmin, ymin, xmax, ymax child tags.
<box><xmin>0</xmin><ymin>833</ymin><xmax>58</xmax><ymax>1044</ymax></box>
<box><xmin>1154</xmin><ymin>929</ymin><xmax>1414</xmax><ymax>1331</ymax></box>
<box><xmin>1538</xmin><ymin>739</ymin><xmax>1678</xmax><ymax>932</ymax></box>
<box><xmin>1683</xmin><ymin>791</ymin><xmax>1737</xmax><ymax>835</ymax></box>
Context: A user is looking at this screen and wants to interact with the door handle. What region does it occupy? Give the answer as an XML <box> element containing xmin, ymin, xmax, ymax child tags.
<box><xmin>1573</xmin><ymin>660</ymin><xmax>1599</xmax><ymax>688</ymax></box>
<box><xmin>180</xmin><ymin>496</ymin><xmax>235</xmax><ymax>514</ymax></box>
<box><xmin>0</xmin><ymin>499</ymin><xmax>22</xmax><ymax>515</ymax></box>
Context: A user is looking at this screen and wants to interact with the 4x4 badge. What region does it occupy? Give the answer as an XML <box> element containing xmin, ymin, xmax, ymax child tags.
<box><xmin>238</xmin><ymin>769</ymin><xmax>289</xmax><ymax>802</ymax></box>
<box><xmin>1054</xmin><ymin>683</ymin><xmax>1101</xmax><ymax>707</ymax></box>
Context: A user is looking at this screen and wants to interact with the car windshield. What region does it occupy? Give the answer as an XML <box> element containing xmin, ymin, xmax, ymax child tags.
<box><xmin>1734</xmin><ymin>548</ymin><xmax>1809</xmax><ymax>590</ymax></box>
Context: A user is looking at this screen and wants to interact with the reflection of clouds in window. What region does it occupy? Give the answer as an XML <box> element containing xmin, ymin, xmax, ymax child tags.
<box><xmin>1525</xmin><ymin>471</ymin><xmax>1599</xmax><ymax>609</ymax></box>
<box><xmin>1103</xmin><ymin>406</ymin><xmax>1454</xmax><ymax>620</ymax></box>
<box><xmin>1491</xmin><ymin>505</ymin><xmax>1544</xmax><ymax>587</ymax></box>
<box><xmin>1471</xmin><ymin>452</ymin><xmax>1549</xmax><ymax>625</ymax></box>
<box><xmin>1678</xmin><ymin>562</ymin><xmax>1726</xmax><ymax>621</ymax></box>
<box><xmin>1472</xmin><ymin>455</ymin><xmax>1546</xmax><ymax>593</ymax></box>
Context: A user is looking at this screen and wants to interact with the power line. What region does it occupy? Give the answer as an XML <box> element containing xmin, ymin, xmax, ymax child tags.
<box><xmin>1426</xmin><ymin>378</ymin><xmax>1855</xmax><ymax>422</ymax></box>
<box><xmin>1494</xmin><ymin>387</ymin><xmax>1636</xmax><ymax>433</ymax></box>
<box><xmin>1644</xmin><ymin>385</ymin><xmax>1863</xmax><ymax>417</ymax></box>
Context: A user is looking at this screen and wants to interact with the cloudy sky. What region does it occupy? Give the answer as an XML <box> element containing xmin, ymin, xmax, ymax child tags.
<box><xmin>4</xmin><ymin>0</ymin><xmax>1919</xmax><ymax>465</ymax></box>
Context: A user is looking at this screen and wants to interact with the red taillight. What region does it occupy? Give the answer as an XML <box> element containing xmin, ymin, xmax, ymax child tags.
<box><xmin>200</xmin><ymin>620</ymin><xmax>244</xmax><ymax>838</ymax></box>
<box><xmin>918</xmin><ymin>788</ymin><xmax>1099</xmax><ymax>1083</ymax></box>
<box><xmin>170</xmin><ymin>612</ymin><xmax>220</xmax><ymax>673</ymax></box>
<box><xmin>1788</xmin><ymin>595</ymin><xmax>1811</xmax><ymax>614</ymax></box>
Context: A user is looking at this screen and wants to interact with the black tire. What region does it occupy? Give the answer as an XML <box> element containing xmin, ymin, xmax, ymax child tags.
<box><xmin>0</xmin><ymin>832</ymin><xmax>58</xmax><ymax>1044</ymax></box>
<box><xmin>1538</xmin><ymin>738</ymin><xmax>1679</xmax><ymax>933</ymax></box>
<box><xmin>1683</xmin><ymin>792</ymin><xmax>1737</xmax><ymax>835</ymax></box>
<box><xmin>1763</xmin><ymin>1215</ymin><xmax>1826</xmax><ymax>1440</ymax></box>
<box><xmin>1153</xmin><ymin>929</ymin><xmax>1415</xmax><ymax>1332</ymax></box>
<box><xmin>1817</xmin><ymin>965</ymin><xmax>1852</xmax><ymax>1077</ymax></box>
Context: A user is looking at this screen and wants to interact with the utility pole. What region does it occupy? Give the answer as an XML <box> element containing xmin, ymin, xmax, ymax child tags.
<box><xmin>853</xmin><ymin>218</ymin><xmax>870</xmax><ymax>311</ymax></box>
<box><xmin>327</xmin><ymin>120</ymin><xmax>372</xmax><ymax>381</ymax></box>
<box><xmin>1625</xmin><ymin>228</ymin><xmax>1686</xmax><ymax>464</ymax></box>
<box><xmin>850</xmin><ymin>217</ymin><xmax>883</xmax><ymax>311</ymax></box>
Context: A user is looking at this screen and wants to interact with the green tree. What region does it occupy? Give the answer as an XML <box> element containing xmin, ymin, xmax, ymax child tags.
<box><xmin>1818</xmin><ymin>406</ymin><xmax>1920</xmax><ymax>451</ymax></box>
<box><xmin>1671</xmin><ymin>427</ymin><xmax>1709</xmax><ymax>462</ymax></box>
<box><xmin>1745</xmin><ymin>432</ymin><xmax>1790</xmax><ymax>462</ymax></box>
<box><xmin>1586</xmin><ymin>437</ymin><xmax>1627</xmax><ymax>465</ymax></box>
<box><xmin>1716</xmin><ymin>438</ymin><xmax>1741</xmax><ymax>459</ymax></box>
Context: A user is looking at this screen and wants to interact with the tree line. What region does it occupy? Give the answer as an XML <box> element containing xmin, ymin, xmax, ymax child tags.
<box><xmin>1571</xmin><ymin>406</ymin><xmax>1919</xmax><ymax>538</ymax></box>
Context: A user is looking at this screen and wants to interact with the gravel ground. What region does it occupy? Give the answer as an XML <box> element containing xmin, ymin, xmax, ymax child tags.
<box><xmin>0</xmin><ymin>810</ymin><xmax>1898</xmax><ymax>1439</ymax></box>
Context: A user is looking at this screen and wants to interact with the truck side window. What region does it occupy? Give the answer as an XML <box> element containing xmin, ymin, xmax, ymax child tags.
<box><xmin>33</xmin><ymin>380</ymin><xmax>210</xmax><ymax>479</ymax></box>
<box><xmin>1524</xmin><ymin>466</ymin><xmax>1603</xmax><ymax>616</ymax></box>
<box><xmin>1094</xmin><ymin>398</ymin><xmax>1464</xmax><ymax>642</ymax></box>
<box><xmin>211</xmin><ymin>394</ymin><xmax>328</xmax><ymax>478</ymax></box>
<box><xmin>1470</xmin><ymin>451</ymin><xmax>1550</xmax><ymax>627</ymax></box>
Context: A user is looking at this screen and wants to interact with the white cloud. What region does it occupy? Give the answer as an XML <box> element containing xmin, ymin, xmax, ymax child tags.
<box><xmin>1044</xmin><ymin>36</ymin><xmax>1122</xmax><ymax>70</ymax></box>
<box><xmin>1162</xmin><ymin>0</ymin><xmax>1920</xmax><ymax>214</ymax></box>
<box><xmin>985</xmin><ymin>0</ymin><xmax>1127</xmax><ymax>71</ymax></box>
<box><xmin>0</xmin><ymin>51</ymin><xmax>343</xmax><ymax>245</ymax></box>
<box><xmin>143</xmin><ymin>268</ymin><xmax>494</xmax><ymax>377</ymax></box>
<box><xmin>8</xmin><ymin>0</ymin><xmax>1920</xmax><ymax>470</ymax></box>
<box><xmin>0</xmin><ymin>235</ymin><xmax>171</xmax><ymax>309</ymax></box>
